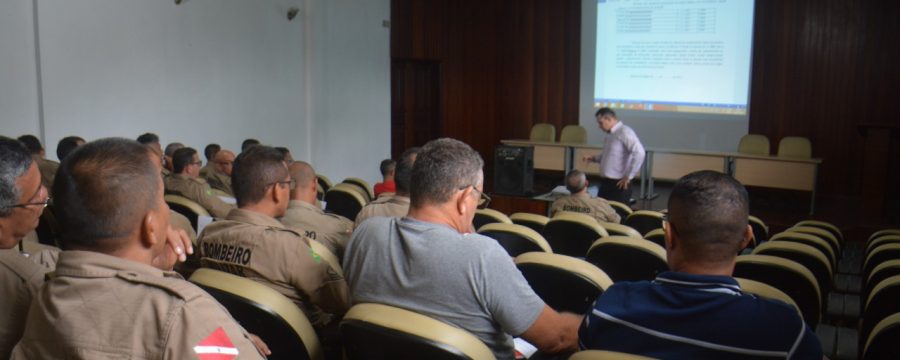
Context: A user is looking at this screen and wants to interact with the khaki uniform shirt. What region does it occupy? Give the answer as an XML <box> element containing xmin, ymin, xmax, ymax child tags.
<box><xmin>206</xmin><ymin>170</ymin><xmax>234</xmax><ymax>197</ymax></box>
<box><xmin>354</xmin><ymin>195</ymin><xmax>410</xmax><ymax>228</ymax></box>
<box><xmin>550</xmin><ymin>195</ymin><xmax>621</xmax><ymax>224</ymax></box>
<box><xmin>21</xmin><ymin>231</ymin><xmax>60</xmax><ymax>270</ymax></box>
<box><xmin>37</xmin><ymin>157</ymin><xmax>59</xmax><ymax>194</ymax></box>
<box><xmin>0</xmin><ymin>249</ymin><xmax>48</xmax><ymax>359</ymax></box>
<box><xmin>281</xmin><ymin>200</ymin><xmax>352</xmax><ymax>259</ymax></box>
<box><xmin>198</xmin><ymin>209</ymin><xmax>350</xmax><ymax>328</ymax></box>
<box><xmin>11</xmin><ymin>250</ymin><xmax>263</xmax><ymax>360</ymax></box>
<box><xmin>199</xmin><ymin>162</ymin><xmax>215</xmax><ymax>179</ymax></box>
<box><xmin>165</xmin><ymin>173</ymin><xmax>235</xmax><ymax>218</ymax></box>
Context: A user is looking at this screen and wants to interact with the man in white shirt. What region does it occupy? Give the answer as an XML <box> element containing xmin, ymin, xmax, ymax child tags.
<box><xmin>583</xmin><ymin>107</ymin><xmax>646</xmax><ymax>204</ymax></box>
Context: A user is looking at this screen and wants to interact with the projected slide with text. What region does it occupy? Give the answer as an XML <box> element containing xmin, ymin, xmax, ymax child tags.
<box><xmin>594</xmin><ymin>0</ymin><xmax>755</xmax><ymax>115</ymax></box>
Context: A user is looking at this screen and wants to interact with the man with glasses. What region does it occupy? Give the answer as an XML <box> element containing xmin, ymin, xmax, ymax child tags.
<box><xmin>205</xmin><ymin>149</ymin><xmax>236</xmax><ymax>196</ymax></box>
<box><xmin>344</xmin><ymin>138</ymin><xmax>582</xmax><ymax>359</ymax></box>
<box><xmin>281</xmin><ymin>161</ymin><xmax>353</xmax><ymax>259</ymax></box>
<box><xmin>578</xmin><ymin>170</ymin><xmax>822</xmax><ymax>358</ymax></box>
<box><xmin>353</xmin><ymin>147</ymin><xmax>420</xmax><ymax>228</ymax></box>
<box><xmin>0</xmin><ymin>136</ymin><xmax>53</xmax><ymax>358</ymax></box>
<box><xmin>165</xmin><ymin>147</ymin><xmax>234</xmax><ymax>218</ymax></box>
<box><xmin>197</xmin><ymin>145</ymin><xmax>349</xmax><ymax>357</ymax></box>
<box><xmin>549</xmin><ymin>170</ymin><xmax>620</xmax><ymax>223</ymax></box>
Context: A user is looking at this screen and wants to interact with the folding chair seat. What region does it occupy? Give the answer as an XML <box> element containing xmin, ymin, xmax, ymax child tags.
<box><xmin>542</xmin><ymin>212</ymin><xmax>608</xmax><ymax>257</ymax></box>
<box><xmin>515</xmin><ymin>252</ymin><xmax>613</xmax><ymax>314</ymax></box>
<box><xmin>473</xmin><ymin>208</ymin><xmax>512</xmax><ymax>231</ymax></box>
<box><xmin>599</xmin><ymin>222</ymin><xmax>642</xmax><ymax>239</ymax></box>
<box><xmin>607</xmin><ymin>201</ymin><xmax>633</xmax><ymax>221</ymax></box>
<box><xmin>189</xmin><ymin>268</ymin><xmax>323</xmax><ymax>360</ymax></box>
<box><xmin>165</xmin><ymin>194</ymin><xmax>210</xmax><ymax>231</ymax></box>
<box><xmin>862</xmin><ymin>312</ymin><xmax>900</xmax><ymax>360</ymax></box>
<box><xmin>770</xmin><ymin>231</ymin><xmax>837</xmax><ymax>270</ymax></box>
<box><xmin>733</xmin><ymin>255</ymin><xmax>822</xmax><ymax>325</ymax></box>
<box><xmin>737</xmin><ymin>134</ymin><xmax>770</xmax><ymax>156</ymax></box>
<box><xmin>510</xmin><ymin>212</ymin><xmax>550</xmax><ymax>235</ymax></box>
<box><xmin>340</xmin><ymin>303</ymin><xmax>495</xmax><ymax>360</ymax></box>
<box><xmin>623</xmin><ymin>210</ymin><xmax>664</xmax><ymax>237</ymax></box>
<box><xmin>324</xmin><ymin>184</ymin><xmax>367</xmax><ymax>221</ymax></box>
<box><xmin>748</xmin><ymin>215</ymin><xmax>769</xmax><ymax>247</ymax></box>
<box><xmin>560</xmin><ymin>125</ymin><xmax>587</xmax><ymax>144</ymax></box>
<box><xmin>529</xmin><ymin>123</ymin><xmax>556</xmax><ymax>142</ymax></box>
<box><xmin>642</xmin><ymin>228</ymin><xmax>666</xmax><ymax>248</ymax></box>
<box><xmin>585</xmin><ymin>236</ymin><xmax>667</xmax><ymax>282</ymax></box>
<box><xmin>342</xmin><ymin>177</ymin><xmax>374</xmax><ymax>201</ymax></box>
<box><xmin>478</xmin><ymin>223</ymin><xmax>552</xmax><ymax>257</ymax></box>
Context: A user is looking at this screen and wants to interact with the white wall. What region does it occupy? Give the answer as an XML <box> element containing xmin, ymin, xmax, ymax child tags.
<box><xmin>0</xmin><ymin>0</ymin><xmax>389</xmax><ymax>186</ymax></box>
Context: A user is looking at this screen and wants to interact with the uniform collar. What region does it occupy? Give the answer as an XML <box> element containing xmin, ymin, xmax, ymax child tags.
<box><xmin>54</xmin><ymin>250</ymin><xmax>174</xmax><ymax>279</ymax></box>
<box><xmin>226</xmin><ymin>208</ymin><xmax>288</xmax><ymax>229</ymax></box>
<box><xmin>652</xmin><ymin>271</ymin><xmax>742</xmax><ymax>296</ymax></box>
<box><xmin>372</xmin><ymin>194</ymin><xmax>410</xmax><ymax>205</ymax></box>
<box><xmin>288</xmin><ymin>199</ymin><xmax>323</xmax><ymax>213</ymax></box>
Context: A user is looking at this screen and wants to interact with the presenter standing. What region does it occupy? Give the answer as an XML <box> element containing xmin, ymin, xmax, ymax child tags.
<box><xmin>582</xmin><ymin>108</ymin><xmax>646</xmax><ymax>204</ymax></box>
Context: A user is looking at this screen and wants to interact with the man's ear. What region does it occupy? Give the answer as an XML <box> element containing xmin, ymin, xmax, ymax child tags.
<box><xmin>740</xmin><ymin>224</ymin><xmax>754</xmax><ymax>250</ymax></box>
<box><xmin>664</xmin><ymin>222</ymin><xmax>676</xmax><ymax>252</ymax></box>
<box><xmin>140</xmin><ymin>212</ymin><xmax>161</xmax><ymax>249</ymax></box>
<box><xmin>456</xmin><ymin>188</ymin><xmax>469</xmax><ymax>216</ymax></box>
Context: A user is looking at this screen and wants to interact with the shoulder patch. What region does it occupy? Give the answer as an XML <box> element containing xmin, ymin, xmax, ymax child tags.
<box><xmin>309</xmin><ymin>248</ymin><xmax>322</xmax><ymax>263</ymax></box>
<box><xmin>115</xmin><ymin>271</ymin><xmax>205</xmax><ymax>301</ymax></box>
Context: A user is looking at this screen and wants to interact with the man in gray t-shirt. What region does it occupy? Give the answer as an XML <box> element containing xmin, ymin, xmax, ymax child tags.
<box><xmin>343</xmin><ymin>138</ymin><xmax>581</xmax><ymax>360</ymax></box>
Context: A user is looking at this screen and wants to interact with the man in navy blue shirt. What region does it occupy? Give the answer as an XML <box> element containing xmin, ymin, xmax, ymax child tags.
<box><xmin>579</xmin><ymin>170</ymin><xmax>823</xmax><ymax>359</ymax></box>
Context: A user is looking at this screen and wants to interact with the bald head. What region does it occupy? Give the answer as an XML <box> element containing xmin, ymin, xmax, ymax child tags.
<box><xmin>214</xmin><ymin>149</ymin><xmax>235</xmax><ymax>176</ymax></box>
<box><xmin>565</xmin><ymin>170</ymin><xmax>587</xmax><ymax>194</ymax></box>
<box><xmin>288</xmin><ymin>161</ymin><xmax>317</xmax><ymax>203</ymax></box>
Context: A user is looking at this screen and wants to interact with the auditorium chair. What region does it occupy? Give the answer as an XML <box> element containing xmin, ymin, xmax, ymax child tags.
<box><xmin>478</xmin><ymin>223</ymin><xmax>552</xmax><ymax>257</ymax></box>
<box><xmin>770</xmin><ymin>231</ymin><xmax>837</xmax><ymax>269</ymax></box>
<box><xmin>607</xmin><ymin>200</ymin><xmax>633</xmax><ymax>221</ymax></box>
<box><xmin>324</xmin><ymin>184</ymin><xmax>367</xmax><ymax>221</ymax></box>
<box><xmin>510</xmin><ymin>212</ymin><xmax>550</xmax><ymax>234</ymax></box>
<box><xmin>189</xmin><ymin>268</ymin><xmax>323</xmax><ymax>360</ymax></box>
<box><xmin>733</xmin><ymin>255</ymin><xmax>822</xmax><ymax>325</ymax></box>
<box><xmin>164</xmin><ymin>194</ymin><xmax>210</xmax><ymax>231</ymax></box>
<box><xmin>529</xmin><ymin>123</ymin><xmax>556</xmax><ymax>142</ymax></box>
<box><xmin>752</xmin><ymin>241</ymin><xmax>833</xmax><ymax>305</ymax></box>
<box><xmin>316</xmin><ymin>174</ymin><xmax>333</xmax><ymax>193</ymax></box>
<box><xmin>748</xmin><ymin>215</ymin><xmax>769</xmax><ymax>247</ymax></box>
<box><xmin>515</xmin><ymin>252</ymin><xmax>613</xmax><ymax>314</ymax></box>
<box><xmin>863</xmin><ymin>243</ymin><xmax>900</xmax><ymax>284</ymax></box>
<box><xmin>586</xmin><ymin>236</ymin><xmax>667</xmax><ymax>282</ymax></box>
<box><xmin>642</xmin><ymin>228</ymin><xmax>666</xmax><ymax>248</ymax></box>
<box><xmin>864</xmin><ymin>260</ymin><xmax>900</xmax><ymax>302</ymax></box>
<box><xmin>788</xmin><ymin>225</ymin><xmax>842</xmax><ymax>259</ymax></box>
<box><xmin>473</xmin><ymin>208</ymin><xmax>512</xmax><ymax>231</ymax></box>
<box><xmin>795</xmin><ymin>220</ymin><xmax>844</xmax><ymax>245</ymax></box>
<box><xmin>342</xmin><ymin>177</ymin><xmax>374</xmax><ymax>201</ymax></box>
<box><xmin>737</xmin><ymin>134</ymin><xmax>770</xmax><ymax>156</ymax></box>
<box><xmin>560</xmin><ymin>125</ymin><xmax>587</xmax><ymax>144</ymax></box>
<box><xmin>340</xmin><ymin>303</ymin><xmax>495</xmax><ymax>360</ymax></box>
<box><xmin>568</xmin><ymin>350</ymin><xmax>655</xmax><ymax>360</ymax></box>
<box><xmin>777</xmin><ymin>136</ymin><xmax>812</xmax><ymax>158</ymax></box>
<box><xmin>542</xmin><ymin>212</ymin><xmax>609</xmax><ymax>257</ymax></box>
<box><xmin>862</xmin><ymin>312</ymin><xmax>900</xmax><ymax>359</ymax></box>
<box><xmin>867</xmin><ymin>229</ymin><xmax>900</xmax><ymax>245</ymax></box>
<box><xmin>308</xmin><ymin>240</ymin><xmax>343</xmax><ymax>276</ymax></box>
<box><xmin>866</xmin><ymin>235</ymin><xmax>900</xmax><ymax>257</ymax></box>
<box><xmin>599</xmin><ymin>222</ymin><xmax>642</xmax><ymax>239</ymax></box>
<box><xmin>623</xmin><ymin>210</ymin><xmax>664</xmax><ymax>237</ymax></box>
<box><xmin>735</xmin><ymin>277</ymin><xmax>801</xmax><ymax>314</ymax></box>
<box><xmin>861</xmin><ymin>275</ymin><xmax>900</xmax><ymax>350</ymax></box>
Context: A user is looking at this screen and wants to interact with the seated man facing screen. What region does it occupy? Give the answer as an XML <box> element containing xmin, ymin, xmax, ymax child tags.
<box><xmin>373</xmin><ymin>159</ymin><xmax>396</xmax><ymax>198</ymax></box>
<box><xmin>11</xmin><ymin>138</ymin><xmax>266</xmax><ymax>359</ymax></box>
<box><xmin>549</xmin><ymin>170</ymin><xmax>620</xmax><ymax>223</ymax></box>
<box><xmin>165</xmin><ymin>147</ymin><xmax>235</xmax><ymax>218</ymax></box>
<box><xmin>354</xmin><ymin>147</ymin><xmax>419</xmax><ymax>228</ymax></box>
<box><xmin>344</xmin><ymin>138</ymin><xmax>581</xmax><ymax>360</ymax></box>
<box><xmin>281</xmin><ymin>161</ymin><xmax>353</xmax><ymax>259</ymax></box>
<box><xmin>579</xmin><ymin>170</ymin><xmax>823</xmax><ymax>359</ymax></box>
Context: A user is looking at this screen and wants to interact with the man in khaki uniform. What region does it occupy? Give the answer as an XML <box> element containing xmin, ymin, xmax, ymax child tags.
<box><xmin>0</xmin><ymin>137</ymin><xmax>53</xmax><ymax>358</ymax></box>
<box><xmin>198</xmin><ymin>146</ymin><xmax>350</xmax><ymax>331</ymax></box>
<box><xmin>17</xmin><ymin>135</ymin><xmax>59</xmax><ymax>194</ymax></box>
<box><xmin>137</xmin><ymin>133</ymin><xmax>170</xmax><ymax>178</ymax></box>
<box><xmin>12</xmin><ymin>137</ymin><xmax>267</xmax><ymax>359</ymax></box>
<box><xmin>281</xmin><ymin>161</ymin><xmax>353</xmax><ymax>258</ymax></box>
<box><xmin>200</xmin><ymin>143</ymin><xmax>220</xmax><ymax>178</ymax></box>
<box><xmin>206</xmin><ymin>149</ymin><xmax>236</xmax><ymax>197</ymax></box>
<box><xmin>165</xmin><ymin>147</ymin><xmax>235</xmax><ymax>218</ymax></box>
<box><xmin>354</xmin><ymin>147</ymin><xmax>420</xmax><ymax>228</ymax></box>
<box><xmin>550</xmin><ymin>170</ymin><xmax>621</xmax><ymax>223</ymax></box>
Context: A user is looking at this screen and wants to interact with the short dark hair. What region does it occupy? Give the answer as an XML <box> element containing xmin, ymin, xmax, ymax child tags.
<box><xmin>53</xmin><ymin>138</ymin><xmax>160</xmax><ymax>252</ymax></box>
<box><xmin>17</xmin><ymin>135</ymin><xmax>43</xmax><ymax>154</ymax></box>
<box><xmin>565</xmin><ymin>170</ymin><xmax>587</xmax><ymax>193</ymax></box>
<box><xmin>57</xmin><ymin>136</ymin><xmax>85</xmax><ymax>160</ymax></box>
<box><xmin>410</xmin><ymin>139</ymin><xmax>483</xmax><ymax>208</ymax></box>
<box><xmin>204</xmin><ymin>143</ymin><xmax>221</xmax><ymax>161</ymax></box>
<box><xmin>164</xmin><ymin>142</ymin><xmax>184</xmax><ymax>157</ymax></box>
<box><xmin>595</xmin><ymin>107</ymin><xmax>616</xmax><ymax>118</ymax></box>
<box><xmin>0</xmin><ymin>137</ymin><xmax>34</xmax><ymax>217</ymax></box>
<box><xmin>172</xmin><ymin>147</ymin><xmax>197</xmax><ymax>174</ymax></box>
<box><xmin>241</xmin><ymin>138</ymin><xmax>261</xmax><ymax>152</ymax></box>
<box><xmin>394</xmin><ymin>147</ymin><xmax>420</xmax><ymax>194</ymax></box>
<box><xmin>667</xmin><ymin>170</ymin><xmax>749</xmax><ymax>264</ymax></box>
<box><xmin>136</xmin><ymin>133</ymin><xmax>159</xmax><ymax>145</ymax></box>
<box><xmin>379</xmin><ymin>159</ymin><xmax>396</xmax><ymax>176</ymax></box>
<box><xmin>232</xmin><ymin>145</ymin><xmax>287</xmax><ymax>207</ymax></box>
<box><xmin>275</xmin><ymin>147</ymin><xmax>290</xmax><ymax>156</ymax></box>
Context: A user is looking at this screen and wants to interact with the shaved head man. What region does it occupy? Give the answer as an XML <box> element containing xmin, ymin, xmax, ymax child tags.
<box><xmin>206</xmin><ymin>149</ymin><xmax>236</xmax><ymax>196</ymax></box>
<box><xmin>281</xmin><ymin>161</ymin><xmax>354</xmax><ymax>258</ymax></box>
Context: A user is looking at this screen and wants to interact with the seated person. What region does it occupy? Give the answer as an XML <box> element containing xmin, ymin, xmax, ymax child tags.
<box><xmin>163</xmin><ymin>142</ymin><xmax>183</xmax><ymax>173</ymax></box>
<box><xmin>373</xmin><ymin>159</ymin><xmax>396</xmax><ymax>198</ymax></box>
<box><xmin>354</xmin><ymin>147</ymin><xmax>419</xmax><ymax>228</ymax></box>
<box><xmin>199</xmin><ymin>143</ymin><xmax>220</xmax><ymax>178</ymax></box>
<box><xmin>579</xmin><ymin>170</ymin><xmax>822</xmax><ymax>359</ymax></box>
<box><xmin>344</xmin><ymin>138</ymin><xmax>581</xmax><ymax>360</ymax></box>
<box><xmin>205</xmin><ymin>149</ymin><xmax>235</xmax><ymax>196</ymax></box>
<box><xmin>164</xmin><ymin>147</ymin><xmax>234</xmax><ymax>218</ymax></box>
<box><xmin>281</xmin><ymin>161</ymin><xmax>353</xmax><ymax>258</ymax></box>
<box><xmin>549</xmin><ymin>170</ymin><xmax>620</xmax><ymax>223</ymax></box>
<box><xmin>0</xmin><ymin>137</ymin><xmax>53</xmax><ymax>358</ymax></box>
<box><xmin>56</xmin><ymin>136</ymin><xmax>85</xmax><ymax>161</ymax></box>
<box><xmin>11</xmin><ymin>138</ymin><xmax>266</xmax><ymax>359</ymax></box>
<box><xmin>17</xmin><ymin>135</ymin><xmax>58</xmax><ymax>195</ymax></box>
<box><xmin>197</xmin><ymin>145</ymin><xmax>350</xmax><ymax>331</ymax></box>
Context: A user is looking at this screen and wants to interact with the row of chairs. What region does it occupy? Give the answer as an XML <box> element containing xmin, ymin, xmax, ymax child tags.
<box><xmin>738</xmin><ymin>134</ymin><xmax>813</xmax><ymax>158</ymax></box>
<box><xmin>529</xmin><ymin>123</ymin><xmax>588</xmax><ymax>144</ymax></box>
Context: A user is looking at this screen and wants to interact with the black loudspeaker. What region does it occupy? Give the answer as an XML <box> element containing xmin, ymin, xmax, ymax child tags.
<box><xmin>494</xmin><ymin>145</ymin><xmax>534</xmax><ymax>196</ymax></box>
